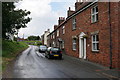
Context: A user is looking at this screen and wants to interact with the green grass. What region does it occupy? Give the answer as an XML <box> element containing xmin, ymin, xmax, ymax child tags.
<box><xmin>2</xmin><ymin>40</ymin><xmax>29</xmax><ymax>70</ymax></box>
<box><xmin>2</xmin><ymin>40</ymin><xmax>28</xmax><ymax>57</ymax></box>
<box><xmin>23</xmin><ymin>40</ymin><xmax>42</xmax><ymax>46</ymax></box>
<box><xmin>23</xmin><ymin>40</ymin><xmax>41</xmax><ymax>43</ymax></box>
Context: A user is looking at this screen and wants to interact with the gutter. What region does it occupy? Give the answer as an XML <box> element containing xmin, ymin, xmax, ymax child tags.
<box><xmin>108</xmin><ymin>0</ymin><xmax>113</xmax><ymax>69</ymax></box>
<box><xmin>67</xmin><ymin>0</ymin><xmax>98</xmax><ymax>20</ymax></box>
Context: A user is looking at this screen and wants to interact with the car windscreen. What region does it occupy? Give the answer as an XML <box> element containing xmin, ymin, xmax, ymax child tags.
<box><xmin>40</xmin><ymin>46</ymin><xmax>47</xmax><ymax>49</ymax></box>
<box><xmin>51</xmin><ymin>48</ymin><xmax>60</xmax><ymax>51</ymax></box>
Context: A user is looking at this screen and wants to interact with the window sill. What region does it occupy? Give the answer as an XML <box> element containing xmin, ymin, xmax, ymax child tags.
<box><xmin>72</xmin><ymin>49</ymin><xmax>76</xmax><ymax>51</ymax></box>
<box><xmin>91</xmin><ymin>50</ymin><xmax>99</xmax><ymax>53</ymax></box>
<box><xmin>72</xmin><ymin>28</ymin><xmax>76</xmax><ymax>31</ymax></box>
<box><xmin>91</xmin><ymin>20</ymin><xmax>99</xmax><ymax>24</ymax></box>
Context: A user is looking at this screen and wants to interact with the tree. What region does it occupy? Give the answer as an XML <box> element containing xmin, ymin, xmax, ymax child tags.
<box><xmin>36</xmin><ymin>36</ymin><xmax>40</xmax><ymax>40</ymax></box>
<box><xmin>27</xmin><ymin>36</ymin><xmax>40</xmax><ymax>41</ymax></box>
<box><xmin>2</xmin><ymin>2</ymin><xmax>31</xmax><ymax>39</ymax></box>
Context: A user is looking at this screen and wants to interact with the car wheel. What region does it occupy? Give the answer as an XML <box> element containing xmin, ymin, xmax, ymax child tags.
<box><xmin>45</xmin><ymin>54</ymin><xmax>47</xmax><ymax>58</ymax></box>
<box><xmin>59</xmin><ymin>56</ymin><xmax>62</xmax><ymax>60</ymax></box>
<box><xmin>48</xmin><ymin>55</ymin><xmax>51</xmax><ymax>59</ymax></box>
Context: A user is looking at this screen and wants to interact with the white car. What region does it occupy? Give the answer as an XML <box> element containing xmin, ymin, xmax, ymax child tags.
<box><xmin>39</xmin><ymin>45</ymin><xmax>47</xmax><ymax>53</ymax></box>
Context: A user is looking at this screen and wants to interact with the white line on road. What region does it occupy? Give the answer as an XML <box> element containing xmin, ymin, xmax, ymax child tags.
<box><xmin>36</xmin><ymin>51</ymin><xmax>45</xmax><ymax>58</ymax></box>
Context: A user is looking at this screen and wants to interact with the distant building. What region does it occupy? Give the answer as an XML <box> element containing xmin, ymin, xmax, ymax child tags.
<box><xmin>41</xmin><ymin>29</ymin><xmax>50</xmax><ymax>46</ymax></box>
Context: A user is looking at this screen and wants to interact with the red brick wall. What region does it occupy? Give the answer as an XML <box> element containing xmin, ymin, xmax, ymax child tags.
<box><xmin>63</xmin><ymin>2</ymin><xmax>119</xmax><ymax>68</ymax></box>
<box><xmin>119</xmin><ymin>2</ymin><xmax>120</xmax><ymax>69</ymax></box>
<box><xmin>64</xmin><ymin>19</ymin><xmax>79</xmax><ymax>57</ymax></box>
<box><xmin>109</xmin><ymin>2</ymin><xmax>119</xmax><ymax>68</ymax></box>
<box><xmin>48</xmin><ymin>2</ymin><xmax>120</xmax><ymax>69</ymax></box>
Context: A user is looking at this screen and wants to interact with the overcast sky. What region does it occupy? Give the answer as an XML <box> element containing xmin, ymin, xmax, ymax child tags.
<box><xmin>14</xmin><ymin>0</ymin><xmax>76</xmax><ymax>38</ymax></box>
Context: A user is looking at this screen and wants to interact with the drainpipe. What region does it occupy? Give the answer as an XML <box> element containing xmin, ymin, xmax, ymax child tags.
<box><xmin>108</xmin><ymin>0</ymin><xmax>112</xmax><ymax>69</ymax></box>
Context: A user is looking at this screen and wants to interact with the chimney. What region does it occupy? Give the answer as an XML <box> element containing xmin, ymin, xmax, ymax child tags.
<box><xmin>58</xmin><ymin>17</ymin><xmax>65</xmax><ymax>25</ymax></box>
<box><xmin>47</xmin><ymin>29</ymin><xmax>50</xmax><ymax>32</ymax></box>
<box><xmin>48</xmin><ymin>29</ymin><xmax>50</xmax><ymax>31</ymax></box>
<box><xmin>75</xmin><ymin>0</ymin><xmax>83</xmax><ymax>11</ymax></box>
<box><xmin>54</xmin><ymin>25</ymin><xmax>58</xmax><ymax>30</ymax></box>
<box><xmin>67</xmin><ymin>7</ymin><xmax>75</xmax><ymax>17</ymax></box>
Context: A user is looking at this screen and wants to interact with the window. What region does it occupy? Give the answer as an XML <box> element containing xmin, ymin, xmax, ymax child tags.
<box><xmin>72</xmin><ymin>17</ymin><xmax>76</xmax><ymax>30</ymax></box>
<box><xmin>53</xmin><ymin>33</ymin><xmax>55</xmax><ymax>39</ymax></box>
<box><xmin>51</xmin><ymin>35</ymin><xmax>52</xmax><ymax>39</ymax></box>
<box><xmin>92</xmin><ymin>34</ymin><xmax>99</xmax><ymax>51</ymax></box>
<box><xmin>47</xmin><ymin>36</ymin><xmax>50</xmax><ymax>40</ymax></box>
<box><xmin>51</xmin><ymin>48</ymin><xmax>59</xmax><ymax>51</ymax></box>
<box><xmin>53</xmin><ymin>41</ymin><xmax>55</xmax><ymax>47</ymax></box>
<box><xmin>62</xmin><ymin>26</ymin><xmax>65</xmax><ymax>34</ymax></box>
<box><xmin>72</xmin><ymin>39</ymin><xmax>76</xmax><ymax>50</ymax></box>
<box><xmin>57</xmin><ymin>30</ymin><xmax>59</xmax><ymax>37</ymax></box>
<box><xmin>62</xmin><ymin>41</ymin><xmax>64</xmax><ymax>48</ymax></box>
<box><xmin>91</xmin><ymin>6</ymin><xmax>98</xmax><ymax>23</ymax></box>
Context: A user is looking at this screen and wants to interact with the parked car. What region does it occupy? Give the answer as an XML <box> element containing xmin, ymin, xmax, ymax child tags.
<box><xmin>39</xmin><ymin>45</ymin><xmax>47</xmax><ymax>53</ymax></box>
<box><xmin>45</xmin><ymin>47</ymin><xmax>62</xmax><ymax>59</ymax></box>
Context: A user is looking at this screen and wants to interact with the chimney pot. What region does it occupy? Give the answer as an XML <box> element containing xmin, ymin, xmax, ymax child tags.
<box><xmin>58</xmin><ymin>17</ymin><xmax>65</xmax><ymax>25</ymax></box>
<box><xmin>69</xmin><ymin>7</ymin><xmax>71</xmax><ymax>10</ymax></box>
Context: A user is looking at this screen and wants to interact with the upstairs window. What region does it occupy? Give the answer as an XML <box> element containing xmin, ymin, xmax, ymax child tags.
<box><xmin>62</xmin><ymin>41</ymin><xmax>64</xmax><ymax>48</ymax></box>
<box><xmin>72</xmin><ymin>17</ymin><xmax>76</xmax><ymax>30</ymax></box>
<box><xmin>62</xmin><ymin>26</ymin><xmax>65</xmax><ymax>34</ymax></box>
<box><xmin>53</xmin><ymin>33</ymin><xmax>55</xmax><ymax>39</ymax></box>
<box><xmin>72</xmin><ymin>39</ymin><xmax>76</xmax><ymax>50</ymax></box>
<box><xmin>57</xmin><ymin>30</ymin><xmax>59</xmax><ymax>37</ymax></box>
<box><xmin>92</xmin><ymin>34</ymin><xmax>99</xmax><ymax>51</ymax></box>
<box><xmin>91</xmin><ymin>6</ymin><xmax>98</xmax><ymax>23</ymax></box>
<box><xmin>51</xmin><ymin>35</ymin><xmax>52</xmax><ymax>39</ymax></box>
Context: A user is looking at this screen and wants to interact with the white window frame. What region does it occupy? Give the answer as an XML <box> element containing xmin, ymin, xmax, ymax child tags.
<box><xmin>62</xmin><ymin>26</ymin><xmax>65</xmax><ymax>34</ymax></box>
<box><xmin>91</xmin><ymin>6</ymin><xmax>98</xmax><ymax>23</ymax></box>
<box><xmin>92</xmin><ymin>34</ymin><xmax>99</xmax><ymax>51</ymax></box>
<box><xmin>62</xmin><ymin>41</ymin><xmax>64</xmax><ymax>48</ymax></box>
<box><xmin>57</xmin><ymin>30</ymin><xmax>59</xmax><ymax>37</ymax></box>
<box><xmin>72</xmin><ymin>39</ymin><xmax>77</xmax><ymax>50</ymax></box>
<box><xmin>53</xmin><ymin>41</ymin><xmax>55</xmax><ymax>47</ymax></box>
<box><xmin>72</xmin><ymin>17</ymin><xmax>76</xmax><ymax>30</ymax></box>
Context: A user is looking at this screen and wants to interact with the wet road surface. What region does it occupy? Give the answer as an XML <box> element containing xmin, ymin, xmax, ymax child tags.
<box><xmin>10</xmin><ymin>45</ymin><xmax>110</xmax><ymax>78</ymax></box>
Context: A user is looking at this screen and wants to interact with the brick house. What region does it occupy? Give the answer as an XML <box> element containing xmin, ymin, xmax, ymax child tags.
<box><xmin>47</xmin><ymin>0</ymin><xmax>120</xmax><ymax>69</ymax></box>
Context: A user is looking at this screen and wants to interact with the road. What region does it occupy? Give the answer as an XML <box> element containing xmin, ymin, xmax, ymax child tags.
<box><xmin>3</xmin><ymin>45</ymin><xmax>112</xmax><ymax>78</ymax></box>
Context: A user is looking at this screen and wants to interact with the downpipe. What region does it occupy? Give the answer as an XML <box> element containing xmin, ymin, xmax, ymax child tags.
<box><xmin>108</xmin><ymin>0</ymin><xmax>113</xmax><ymax>69</ymax></box>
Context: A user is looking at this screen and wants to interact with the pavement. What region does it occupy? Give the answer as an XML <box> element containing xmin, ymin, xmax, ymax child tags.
<box><xmin>2</xmin><ymin>45</ymin><xmax>120</xmax><ymax>79</ymax></box>
<box><xmin>63</xmin><ymin>53</ymin><xmax>120</xmax><ymax>79</ymax></box>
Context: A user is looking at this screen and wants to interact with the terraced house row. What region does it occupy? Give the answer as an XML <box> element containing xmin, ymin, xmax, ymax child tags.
<box><xmin>46</xmin><ymin>0</ymin><xmax>120</xmax><ymax>69</ymax></box>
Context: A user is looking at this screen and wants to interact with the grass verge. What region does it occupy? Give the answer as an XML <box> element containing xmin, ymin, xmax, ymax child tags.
<box><xmin>23</xmin><ymin>40</ymin><xmax>42</xmax><ymax>46</ymax></box>
<box><xmin>2</xmin><ymin>40</ymin><xmax>29</xmax><ymax>71</ymax></box>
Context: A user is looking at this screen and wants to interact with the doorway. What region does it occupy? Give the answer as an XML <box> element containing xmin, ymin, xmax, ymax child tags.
<box><xmin>79</xmin><ymin>32</ymin><xmax>87</xmax><ymax>59</ymax></box>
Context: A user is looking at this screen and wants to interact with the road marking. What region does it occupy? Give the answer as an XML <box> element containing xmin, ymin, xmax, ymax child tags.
<box><xmin>36</xmin><ymin>51</ymin><xmax>45</xmax><ymax>58</ymax></box>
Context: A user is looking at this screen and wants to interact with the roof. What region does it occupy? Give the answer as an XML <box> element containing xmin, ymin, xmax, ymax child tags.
<box><xmin>48</xmin><ymin>0</ymin><xmax>98</xmax><ymax>37</ymax></box>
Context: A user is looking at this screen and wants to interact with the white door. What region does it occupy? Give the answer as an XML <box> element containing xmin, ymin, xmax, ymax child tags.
<box><xmin>79</xmin><ymin>32</ymin><xmax>86</xmax><ymax>59</ymax></box>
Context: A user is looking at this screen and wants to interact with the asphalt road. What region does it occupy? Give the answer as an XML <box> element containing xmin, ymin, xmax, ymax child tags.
<box><xmin>4</xmin><ymin>45</ymin><xmax>112</xmax><ymax>78</ymax></box>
